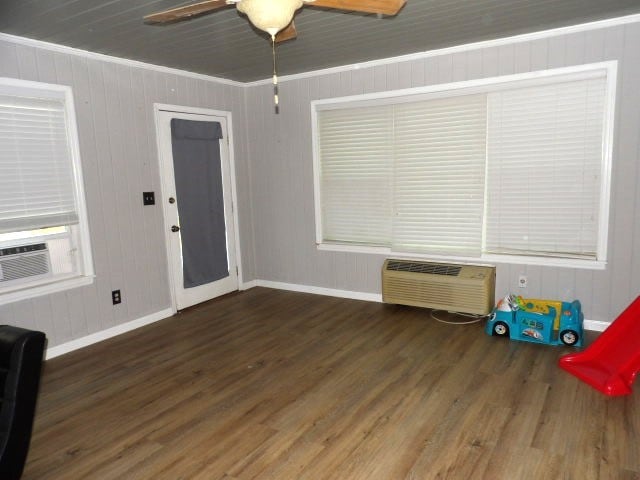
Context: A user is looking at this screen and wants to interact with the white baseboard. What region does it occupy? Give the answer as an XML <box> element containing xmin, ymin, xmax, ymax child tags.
<box><xmin>250</xmin><ymin>280</ymin><xmax>608</xmax><ymax>332</ymax></box>
<box><xmin>255</xmin><ymin>279</ymin><xmax>382</xmax><ymax>303</ymax></box>
<box><xmin>583</xmin><ymin>319</ymin><xmax>609</xmax><ymax>332</ymax></box>
<box><xmin>240</xmin><ymin>280</ymin><xmax>258</xmax><ymax>290</ymax></box>
<box><xmin>45</xmin><ymin>284</ymin><xmax>609</xmax><ymax>359</ymax></box>
<box><xmin>45</xmin><ymin>308</ymin><xmax>174</xmax><ymax>359</ymax></box>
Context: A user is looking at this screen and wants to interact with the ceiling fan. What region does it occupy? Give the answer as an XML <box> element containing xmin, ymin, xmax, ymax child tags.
<box><xmin>145</xmin><ymin>0</ymin><xmax>407</xmax><ymax>113</ymax></box>
<box><xmin>145</xmin><ymin>0</ymin><xmax>407</xmax><ymax>43</ymax></box>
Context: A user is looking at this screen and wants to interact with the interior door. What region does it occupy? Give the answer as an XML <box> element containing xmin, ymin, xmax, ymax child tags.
<box><xmin>157</xmin><ymin>108</ymin><xmax>238</xmax><ymax>310</ymax></box>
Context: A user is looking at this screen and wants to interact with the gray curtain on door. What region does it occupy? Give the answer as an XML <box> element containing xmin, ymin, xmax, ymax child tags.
<box><xmin>170</xmin><ymin>119</ymin><xmax>229</xmax><ymax>288</ymax></box>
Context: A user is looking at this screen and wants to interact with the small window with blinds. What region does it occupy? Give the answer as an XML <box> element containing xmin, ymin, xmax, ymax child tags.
<box><xmin>313</xmin><ymin>63</ymin><xmax>615</xmax><ymax>267</ymax></box>
<box><xmin>318</xmin><ymin>104</ymin><xmax>394</xmax><ymax>246</ymax></box>
<box><xmin>0</xmin><ymin>78</ymin><xmax>93</xmax><ymax>303</ymax></box>
<box><xmin>485</xmin><ymin>76</ymin><xmax>606</xmax><ymax>259</ymax></box>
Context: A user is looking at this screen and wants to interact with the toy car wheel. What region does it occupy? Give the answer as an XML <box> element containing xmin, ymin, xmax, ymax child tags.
<box><xmin>493</xmin><ymin>322</ymin><xmax>509</xmax><ymax>337</ymax></box>
<box><xmin>560</xmin><ymin>329</ymin><xmax>579</xmax><ymax>346</ymax></box>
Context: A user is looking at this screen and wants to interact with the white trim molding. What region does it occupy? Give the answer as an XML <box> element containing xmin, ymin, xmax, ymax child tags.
<box><xmin>251</xmin><ymin>280</ymin><xmax>608</xmax><ymax>332</ymax></box>
<box><xmin>1</xmin><ymin>14</ymin><xmax>638</xmax><ymax>87</ymax></box>
<box><xmin>0</xmin><ymin>77</ymin><xmax>95</xmax><ymax>305</ymax></box>
<box><xmin>256</xmin><ymin>280</ymin><xmax>382</xmax><ymax>303</ymax></box>
<box><xmin>0</xmin><ymin>276</ymin><xmax>94</xmax><ymax>307</ymax></box>
<box><xmin>583</xmin><ymin>320</ymin><xmax>609</xmax><ymax>333</ymax></box>
<box><xmin>316</xmin><ymin>243</ymin><xmax>607</xmax><ymax>271</ymax></box>
<box><xmin>247</xmin><ymin>13</ymin><xmax>640</xmax><ymax>85</ymax></box>
<box><xmin>46</xmin><ymin>307</ymin><xmax>174</xmax><ymax>359</ymax></box>
<box><xmin>0</xmin><ymin>32</ymin><xmax>244</xmax><ymax>87</ymax></box>
<box><xmin>240</xmin><ymin>280</ymin><xmax>258</xmax><ymax>290</ymax></box>
<box><xmin>43</xmin><ymin>284</ymin><xmax>608</xmax><ymax>359</ymax></box>
<box><xmin>311</xmin><ymin>62</ymin><xmax>616</xmax><ymax>270</ymax></box>
<box><xmin>153</xmin><ymin>104</ymin><xmax>242</xmax><ymax>312</ymax></box>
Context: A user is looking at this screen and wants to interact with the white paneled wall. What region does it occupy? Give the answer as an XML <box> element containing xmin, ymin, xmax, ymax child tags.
<box><xmin>0</xmin><ymin>20</ymin><xmax>639</xmax><ymax>352</ymax></box>
<box><xmin>247</xmin><ymin>23</ymin><xmax>640</xmax><ymax>324</ymax></box>
<box><xmin>0</xmin><ymin>39</ymin><xmax>255</xmax><ymax>347</ymax></box>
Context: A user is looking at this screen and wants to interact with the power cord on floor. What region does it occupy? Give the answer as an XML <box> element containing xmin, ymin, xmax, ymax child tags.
<box><xmin>430</xmin><ymin>309</ymin><xmax>489</xmax><ymax>325</ymax></box>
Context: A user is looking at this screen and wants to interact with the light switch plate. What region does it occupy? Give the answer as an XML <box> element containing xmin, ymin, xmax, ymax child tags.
<box><xmin>143</xmin><ymin>192</ymin><xmax>155</xmax><ymax>205</ymax></box>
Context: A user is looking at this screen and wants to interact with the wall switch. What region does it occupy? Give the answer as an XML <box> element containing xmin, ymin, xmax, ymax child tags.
<box><xmin>143</xmin><ymin>192</ymin><xmax>155</xmax><ymax>205</ymax></box>
<box><xmin>518</xmin><ymin>275</ymin><xmax>528</xmax><ymax>288</ymax></box>
<box><xmin>112</xmin><ymin>289</ymin><xmax>122</xmax><ymax>305</ymax></box>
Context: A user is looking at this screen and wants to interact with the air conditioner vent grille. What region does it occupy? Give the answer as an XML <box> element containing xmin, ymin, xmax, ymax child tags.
<box><xmin>386</xmin><ymin>260</ymin><xmax>461</xmax><ymax>276</ymax></box>
<box><xmin>382</xmin><ymin>259</ymin><xmax>495</xmax><ymax>315</ymax></box>
<box><xmin>0</xmin><ymin>243</ymin><xmax>51</xmax><ymax>284</ymax></box>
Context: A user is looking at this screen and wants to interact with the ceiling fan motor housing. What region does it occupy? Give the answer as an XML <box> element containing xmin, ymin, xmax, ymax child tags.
<box><xmin>234</xmin><ymin>0</ymin><xmax>304</xmax><ymax>35</ymax></box>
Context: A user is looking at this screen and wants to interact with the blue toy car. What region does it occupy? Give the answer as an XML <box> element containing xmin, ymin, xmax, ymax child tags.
<box><xmin>485</xmin><ymin>294</ymin><xmax>584</xmax><ymax>347</ymax></box>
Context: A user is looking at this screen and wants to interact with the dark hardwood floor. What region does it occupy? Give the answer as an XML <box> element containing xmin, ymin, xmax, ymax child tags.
<box><xmin>25</xmin><ymin>288</ymin><xmax>640</xmax><ymax>479</ymax></box>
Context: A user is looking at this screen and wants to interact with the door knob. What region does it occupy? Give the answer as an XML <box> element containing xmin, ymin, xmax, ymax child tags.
<box><xmin>168</xmin><ymin>197</ymin><xmax>176</xmax><ymax>204</ymax></box>
<box><xmin>171</xmin><ymin>225</ymin><xmax>180</xmax><ymax>232</ymax></box>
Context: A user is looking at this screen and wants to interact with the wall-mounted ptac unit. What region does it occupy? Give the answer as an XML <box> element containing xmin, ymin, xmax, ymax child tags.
<box><xmin>0</xmin><ymin>243</ymin><xmax>52</xmax><ymax>287</ymax></box>
<box><xmin>382</xmin><ymin>259</ymin><xmax>496</xmax><ymax>315</ymax></box>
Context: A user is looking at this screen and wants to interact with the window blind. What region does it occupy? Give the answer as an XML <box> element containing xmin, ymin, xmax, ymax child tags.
<box><xmin>485</xmin><ymin>76</ymin><xmax>606</xmax><ymax>258</ymax></box>
<box><xmin>392</xmin><ymin>95</ymin><xmax>487</xmax><ymax>255</ymax></box>
<box><xmin>0</xmin><ymin>93</ymin><xmax>79</xmax><ymax>234</ymax></box>
<box><xmin>318</xmin><ymin>105</ymin><xmax>394</xmax><ymax>245</ymax></box>
<box><xmin>315</xmin><ymin>66</ymin><xmax>611</xmax><ymax>264</ymax></box>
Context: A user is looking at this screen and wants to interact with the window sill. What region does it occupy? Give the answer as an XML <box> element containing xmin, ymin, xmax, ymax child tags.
<box><xmin>0</xmin><ymin>275</ymin><xmax>95</xmax><ymax>306</ymax></box>
<box><xmin>317</xmin><ymin>243</ymin><xmax>606</xmax><ymax>270</ymax></box>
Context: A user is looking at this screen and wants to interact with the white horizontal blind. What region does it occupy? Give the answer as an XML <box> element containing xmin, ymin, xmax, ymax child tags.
<box><xmin>392</xmin><ymin>95</ymin><xmax>487</xmax><ymax>255</ymax></box>
<box><xmin>0</xmin><ymin>93</ymin><xmax>79</xmax><ymax>234</ymax></box>
<box><xmin>485</xmin><ymin>76</ymin><xmax>606</xmax><ymax>258</ymax></box>
<box><xmin>318</xmin><ymin>105</ymin><xmax>394</xmax><ymax>245</ymax></box>
<box><xmin>316</xmin><ymin>66</ymin><xmax>610</xmax><ymax>263</ymax></box>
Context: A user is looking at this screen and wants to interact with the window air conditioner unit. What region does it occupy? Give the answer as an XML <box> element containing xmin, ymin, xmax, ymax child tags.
<box><xmin>0</xmin><ymin>243</ymin><xmax>52</xmax><ymax>286</ymax></box>
<box><xmin>382</xmin><ymin>259</ymin><xmax>495</xmax><ymax>315</ymax></box>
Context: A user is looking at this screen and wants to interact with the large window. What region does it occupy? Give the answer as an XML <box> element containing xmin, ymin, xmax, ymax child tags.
<box><xmin>0</xmin><ymin>78</ymin><xmax>93</xmax><ymax>304</ymax></box>
<box><xmin>312</xmin><ymin>63</ymin><xmax>616</xmax><ymax>268</ymax></box>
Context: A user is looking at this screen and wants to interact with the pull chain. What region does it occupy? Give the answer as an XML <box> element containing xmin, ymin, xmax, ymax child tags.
<box><xmin>271</xmin><ymin>35</ymin><xmax>279</xmax><ymax>115</ymax></box>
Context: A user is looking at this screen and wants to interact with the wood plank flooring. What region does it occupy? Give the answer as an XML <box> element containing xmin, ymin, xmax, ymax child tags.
<box><xmin>25</xmin><ymin>288</ymin><xmax>640</xmax><ymax>479</ymax></box>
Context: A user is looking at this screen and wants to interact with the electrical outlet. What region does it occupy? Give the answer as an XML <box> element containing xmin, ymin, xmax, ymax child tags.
<box><xmin>518</xmin><ymin>275</ymin><xmax>528</xmax><ymax>289</ymax></box>
<box><xmin>112</xmin><ymin>289</ymin><xmax>122</xmax><ymax>305</ymax></box>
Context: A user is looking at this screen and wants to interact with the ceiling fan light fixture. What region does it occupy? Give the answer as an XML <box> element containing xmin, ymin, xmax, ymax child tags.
<box><xmin>146</xmin><ymin>0</ymin><xmax>407</xmax><ymax>113</ymax></box>
<box><xmin>234</xmin><ymin>0</ymin><xmax>304</xmax><ymax>35</ymax></box>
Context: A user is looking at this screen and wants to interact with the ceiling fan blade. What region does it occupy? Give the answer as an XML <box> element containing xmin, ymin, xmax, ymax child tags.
<box><xmin>307</xmin><ymin>0</ymin><xmax>406</xmax><ymax>15</ymax></box>
<box><xmin>275</xmin><ymin>21</ymin><xmax>298</xmax><ymax>43</ymax></box>
<box><xmin>144</xmin><ymin>0</ymin><xmax>229</xmax><ymax>23</ymax></box>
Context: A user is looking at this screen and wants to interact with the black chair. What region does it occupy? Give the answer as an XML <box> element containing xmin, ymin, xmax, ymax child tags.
<box><xmin>0</xmin><ymin>326</ymin><xmax>46</xmax><ymax>480</ymax></box>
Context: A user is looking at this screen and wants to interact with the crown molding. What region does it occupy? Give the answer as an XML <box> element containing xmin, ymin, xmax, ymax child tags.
<box><xmin>246</xmin><ymin>13</ymin><xmax>640</xmax><ymax>86</ymax></box>
<box><xmin>1</xmin><ymin>13</ymin><xmax>639</xmax><ymax>87</ymax></box>
<box><xmin>0</xmin><ymin>32</ymin><xmax>244</xmax><ymax>87</ymax></box>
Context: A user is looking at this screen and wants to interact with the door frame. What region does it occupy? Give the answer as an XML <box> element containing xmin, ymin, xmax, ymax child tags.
<box><xmin>153</xmin><ymin>103</ymin><xmax>243</xmax><ymax>313</ymax></box>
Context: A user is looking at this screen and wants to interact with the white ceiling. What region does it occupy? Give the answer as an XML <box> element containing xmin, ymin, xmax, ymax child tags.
<box><xmin>1</xmin><ymin>0</ymin><xmax>640</xmax><ymax>82</ymax></box>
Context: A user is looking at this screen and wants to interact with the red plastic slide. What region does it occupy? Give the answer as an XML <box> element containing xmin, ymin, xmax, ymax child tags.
<box><xmin>558</xmin><ymin>296</ymin><xmax>640</xmax><ymax>396</ymax></box>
